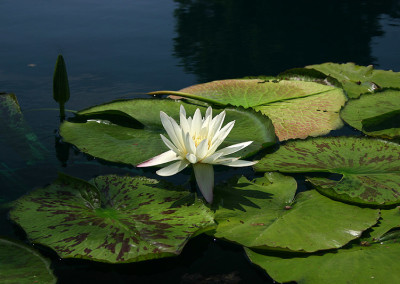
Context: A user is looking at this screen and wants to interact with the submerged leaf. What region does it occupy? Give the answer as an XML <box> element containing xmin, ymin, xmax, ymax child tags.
<box><xmin>0</xmin><ymin>93</ymin><xmax>47</xmax><ymax>164</ymax></box>
<box><xmin>213</xmin><ymin>173</ymin><xmax>379</xmax><ymax>252</ymax></box>
<box><xmin>255</xmin><ymin>137</ymin><xmax>400</xmax><ymax>207</ymax></box>
<box><xmin>10</xmin><ymin>174</ymin><xmax>215</xmax><ymax>263</ymax></box>
<box><xmin>0</xmin><ymin>237</ymin><xmax>56</xmax><ymax>284</ymax></box>
<box><xmin>152</xmin><ymin>79</ymin><xmax>346</xmax><ymax>140</ymax></box>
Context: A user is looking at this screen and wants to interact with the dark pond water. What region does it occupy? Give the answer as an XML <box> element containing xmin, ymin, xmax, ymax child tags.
<box><xmin>1</xmin><ymin>0</ymin><xmax>400</xmax><ymax>283</ymax></box>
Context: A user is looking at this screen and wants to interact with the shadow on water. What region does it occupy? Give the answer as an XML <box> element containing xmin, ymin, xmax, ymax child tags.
<box><xmin>173</xmin><ymin>0</ymin><xmax>400</xmax><ymax>82</ymax></box>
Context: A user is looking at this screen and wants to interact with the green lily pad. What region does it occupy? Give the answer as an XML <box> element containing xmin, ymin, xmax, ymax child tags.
<box><xmin>341</xmin><ymin>89</ymin><xmax>400</xmax><ymax>138</ymax></box>
<box><xmin>213</xmin><ymin>173</ymin><xmax>379</xmax><ymax>252</ymax></box>
<box><xmin>9</xmin><ymin>173</ymin><xmax>215</xmax><ymax>263</ymax></box>
<box><xmin>255</xmin><ymin>137</ymin><xmax>400</xmax><ymax>207</ymax></box>
<box><xmin>245</xmin><ymin>236</ymin><xmax>400</xmax><ymax>284</ymax></box>
<box><xmin>369</xmin><ymin>207</ymin><xmax>400</xmax><ymax>240</ymax></box>
<box><xmin>60</xmin><ymin>99</ymin><xmax>276</xmax><ymax>166</ymax></box>
<box><xmin>151</xmin><ymin>79</ymin><xmax>346</xmax><ymax>141</ymax></box>
<box><xmin>307</xmin><ymin>62</ymin><xmax>400</xmax><ymax>98</ymax></box>
<box><xmin>0</xmin><ymin>237</ymin><xmax>56</xmax><ymax>284</ymax></box>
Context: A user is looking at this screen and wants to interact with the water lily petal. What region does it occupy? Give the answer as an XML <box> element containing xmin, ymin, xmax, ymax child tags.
<box><xmin>192</xmin><ymin>108</ymin><xmax>203</xmax><ymax>134</ymax></box>
<box><xmin>215</xmin><ymin>141</ymin><xmax>253</xmax><ymax>157</ymax></box>
<box><xmin>196</xmin><ymin>139</ymin><xmax>209</xmax><ymax>160</ymax></box>
<box><xmin>180</xmin><ymin>110</ymin><xmax>190</xmax><ymax>133</ymax></box>
<box><xmin>160</xmin><ymin>111</ymin><xmax>183</xmax><ymax>150</ymax></box>
<box><xmin>184</xmin><ymin>132</ymin><xmax>196</xmax><ymax>155</ymax></box>
<box><xmin>193</xmin><ymin>163</ymin><xmax>214</xmax><ymax>203</ymax></box>
<box><xmin>160</xmin><ymin>134</ymin><xmax>181</xmax><ymax>155</ymax></box>
<box><xmin>211</xmin><ymin>121</ymin><xmax>235</xmax><ymax>147</ymax></box>
<box><xmin>156</xmin><ymin>160</ymin><xmax>190</xmax><ymax>176</ymax></box>
<box><xmin>208</xmin><ymin>111</ymin><xmax>225</xmax><ymax>138</ymax></box>
<box><xmin>169</xmin><ymin>116</ymin><xmax>185</xmax><ymax>149</ymax></box>
<box><xmin>186</xmin><ymin>153</ymin><xmax>198</xmax><ymax>164</ymax></box>
<box><xmin>201</xmin><ymin>152</ymin><xmax>224</xmax><ymax>163</ymax></box>
<box><xmin>205</xmin><ymin>106</ymin><xmax>212</xmax><ymax>120</ymax></box>
<box><xmin>221</xmin><ymin>159</ymin><xmax>258</xmax><ymax>167</ymax></box>
<box><xmin>137</xmin><ymin>150</ymin><xmax>180</xmax><ymax>167</ymax></box>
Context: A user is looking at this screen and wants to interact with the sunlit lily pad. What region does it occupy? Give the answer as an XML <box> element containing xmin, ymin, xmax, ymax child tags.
<box><xmin>245</xmin><ymin>236</ymin><xmax>400</xmax><ymax>284</ymax></box>
<box><xmin>60</xmin><ymin>99</ymin><xmax>276</xmax><ymax>166</ymax></box>
<box><xmin>307</xmin><ymin>62</ymin><xmax>400</xmax><ymax>98</ymax></box>
<box><xmin>369</xmin><ymin>207</ymin><xmax>400</xmax><ymax>240</ymax></box>
<box><xmin>255</xmin><ymin>137</ymin><xmax>400</xmax><ymax>207</ymax></box>
<box><xmin>151</xmin><ymin>79</ymin><xmax>346</xmax><ymax>141</ymax></box>
<box><xmin>341</xmin><ymin>89</ymin><xmax>400</xmax><ymax>138</ymax></box>
<box><xmin>0</xmin><ymin>237</ymin><xmax>56</xmax><ymax>284</ymax></box>
<box><xmin>9</xmin><ymin>173</ymin><xmax>215</xmax><ymax>263</ymax></box>
<box><xmin>213</xmin><ymin>173</ymin><xmax>379</xmax><ymax>252</ymax></box>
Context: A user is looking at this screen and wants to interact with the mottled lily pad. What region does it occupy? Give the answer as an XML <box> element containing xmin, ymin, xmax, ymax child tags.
<box><xmin>9</xmin><ymin>173</ymin><xmax>215</xmax><ymax>263</ymax></box>
<box><xmin>60</xmin><ymin>99</ymin><xmax>276</xmax><ymax>166</ymax></box>
<box><xmin>307</xmin><ymin>62</ymin><xmax>400</xmax><ymax>98</ymax></box>
<box><xmin>213</xmin><ymin>173</ymin><xmax>379</xmax><ymax>252</ymax></box>
<box><xmin>255</xmin><ymin>137</ymin><xmax>400</xmax><ymax>207</ymax></box>
<box><xmin>245</xmin><ymin>236</ymin><xmax>400</xmax><ymax>284</ymax></box>
<box><xmin>151</xmin><ymin>79</ymin><xmax>346</xmax><ymax>141</ymax></box>
<box><xmin>0</xmin><ymin>237</ymin><xmax>56</xmax><ymax>284</ymax></box>
<box><xmin>341</xmin><ymin>89</ymin><xmax>400</xmax><ymax>138</ymax></box>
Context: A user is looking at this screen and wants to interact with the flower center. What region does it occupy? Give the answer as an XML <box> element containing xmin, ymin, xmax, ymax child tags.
<box><xmin>192</xmin><ymin>135</ymin><xmax>212</xmax><ymax>149</ymax></box>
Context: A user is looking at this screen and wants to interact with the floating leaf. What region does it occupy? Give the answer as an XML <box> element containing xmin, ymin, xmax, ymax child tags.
<box><xmin>255</xmin><ymin>137</ymin><xmax>400</xmax><ymax>207</ymax></box>
<box><xmin>213</xmin><ymin>173</ymin><xmax>379</xmax><ymax>252</ymax></box>
<box><xmin>369</xmin><ymin>207</ymin><xmax>400</xmax><ymax>240</ymax></box>
<box><xmin>151</xmin><ymin>79</ymin><xmax>346</xmax><ymax>140</ymax></box>
<box><xmin>10</xmin><ymin>173</ymin><xmax>215</xmax><ymax>263</ymax></box>
<box><xmin>362</xmin><ymin>109</ymin><xmax>400</xmax><ymax>135</ymax></box>
<box><xmin>0</xmin><ymin>237</ymin><xmax>56</xmax><ymax>284</ymax></box>
<box><xmin>60</xmin><ymin>99</ymin><xmax>276</xmax><ymax>166</ymax></box>
<box><xmin>245</xmin><ymin>237</ymin><xmax>400</xmax><ymax>284</ymax></box>
<box><xmin>340</xmin><ymin>89</ymin><xmax>400</xmax><ymax>138</ymax></box>
<box><xmin>307</xmin><ymin>62</ymin><xmax>400</xmax><ymax>98</ymax></box>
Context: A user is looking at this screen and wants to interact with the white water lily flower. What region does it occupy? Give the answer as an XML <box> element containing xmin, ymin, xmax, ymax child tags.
<box><xmin>137</xmin><ymin>105</ymin><xmax>257</xmax><ymax>203</ymax></box>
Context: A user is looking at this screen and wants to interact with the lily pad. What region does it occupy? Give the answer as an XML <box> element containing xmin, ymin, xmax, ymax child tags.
<box><xmin>245</xmin><ymin>236</ymin><xmax>400</xmax><ymax>284</ymax></box>
<box><xmin>9</xmin><ymin>173</ymin><xmax>215</xmax><ymax>263</ymax></box>
<box><xmin>307</xmin><ymin>62</ymin><xmax>400</xmax><ymax>98</ymax></box>
<box><xmin>0</xmin><ymin>237</ymin><xmax>56</xmax><ymax>284</ymax></box>
<box><xmin>341</xmin><ymin>89</ymin><xmax>400</xmax><ymax>138</ymax></box>
<box><xmin>369</xmin><ymin>207</ymin><xmax>400</xmax><ymax>240</ymax></box>
<box><xmin>151</xmin><ymin>79</ymin><xmax>346</xmax><ymax>141</ymax></box>
<box><xmin>255</xmin><ymin>137</ymin><xmax>400</xmax><ymax>207</ymax></box>
<box><xmin>60</xmin><ymin>99</ymin><xmax>276</xmax><ymax>166</ymax></box>
<box><xmin>213</xmin><ymin>173</ymin><xmax>379</xmax><ymax>252</ymax></box>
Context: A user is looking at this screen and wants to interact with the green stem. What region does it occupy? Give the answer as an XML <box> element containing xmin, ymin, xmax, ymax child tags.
<box><xmin>148</xmin><ymin>90</ymin><xmax>225</xmax><ymax>106</ymax></box>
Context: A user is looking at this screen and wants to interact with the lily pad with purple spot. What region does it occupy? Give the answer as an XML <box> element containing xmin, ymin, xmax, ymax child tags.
<box><xmin>9</xmin><ymin>173</ymin><xmax>215</xmax><ymax>263</ymax></box>
<box><xmin>255</xmin><ymin>137</ymin><xmax>400</xmax><ymax>207</ymax></box>
<box><xmin>213</xmin><ymin>172</ymin><xmax>379</xmax><ymax>252</ymax></box>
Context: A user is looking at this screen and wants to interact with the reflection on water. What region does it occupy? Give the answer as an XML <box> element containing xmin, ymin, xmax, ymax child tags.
<box><xmin>173</xmin><ymin>0</ymin><xmax>400</xmax><ymax>82</ymax></box>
